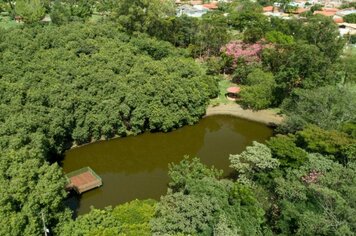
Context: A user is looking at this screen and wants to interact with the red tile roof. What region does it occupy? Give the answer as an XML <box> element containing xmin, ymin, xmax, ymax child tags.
<box><xmin>263</xmin><ymin>6</ymin><xmax>274</xmax><ymax>12</ymax></box>
<box><xmin>202</xmin><ymin>3</ymin><xmax>218</xmax><ymax>9</ymax></box>
<box><xmin>322</xmin><ymin>8</ymin><xmax>339</xmax><ymax>12</ymax></box>
<box><xmin>333</xmin><ymin>17</ymin><xmax>344</xmax><ymax>23</ymax></box>
<box><xmin>227</xmin><ymin>87</ymin><xmax>241</xmax><ymax>94</ymax></box>
<box><xmin>314</xmin><ymin>10</ymin><xmax>336</xmax><ymax>16</ymax></box>
<box><xmin>293</xmin><ymin>8</ymin><xmax>309</xmax><ymax>14</ymax></box>
<box><xmin>190</xmin><ymin>0</ymin><xmax>203</xmax><ymax>5</ymax></box>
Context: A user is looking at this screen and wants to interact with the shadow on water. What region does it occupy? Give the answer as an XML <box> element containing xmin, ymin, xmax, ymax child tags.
<box><xmin>63</xmin><ymin>190</ymin><xmax>82</xmax><ymax>219</ymax></box>
<box><xmin>63</xmin><ymin>115</ymin><xmax>273</xmax><ymax>215</ymax></box>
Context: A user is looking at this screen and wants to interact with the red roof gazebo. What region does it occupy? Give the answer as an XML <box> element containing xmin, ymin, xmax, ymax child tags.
<box><xmin>226</xmin><ymin>86</ymin><xmax>241</xmax><ymax>101</ymax></box>
<box><xmin>227</xmin><ymin>86</ymin><xmax>241</xmax><ymax>94</ymax></box>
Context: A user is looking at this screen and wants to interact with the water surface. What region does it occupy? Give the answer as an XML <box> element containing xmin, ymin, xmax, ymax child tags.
<box><xmin>63</xmin><ymin>115</ymin><xmax>272</xmax><ymax>215</ymax></box>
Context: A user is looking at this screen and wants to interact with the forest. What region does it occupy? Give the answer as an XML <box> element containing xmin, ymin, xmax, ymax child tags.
<box><xmin>0</xmin><ymin>0</ymin><xmax>355</xmax><ymax>235</ymax></box>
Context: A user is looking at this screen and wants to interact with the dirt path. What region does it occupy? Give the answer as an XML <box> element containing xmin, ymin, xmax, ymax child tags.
<box><xmin>205</xmin><ymin>104</ymin><xmax>284</xmax><ymax>126</ymax></box>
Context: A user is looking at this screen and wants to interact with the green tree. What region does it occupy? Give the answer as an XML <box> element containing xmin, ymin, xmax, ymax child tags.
<box><xmin>110</xmin><ymin>0</ymin><xmax>175</xmax><ymax>35</ymax></box>
<box><xmin>112</xmin><ymin>199</ymin><xmax>155</xmax><ymax>236</ymax></box>
<box><xmin>0</xmin><ymin>150</ymin><xmax>70</xmax><ymax>235</ymax></box>
<box><xmin>340</xmin><ymin>48</ymin><xmax>356</xmax><ymax>84</ymax></box>
<box><xmin>194</xmin><ymin>12</ymin><xmax>230</xmax><ymax>57</ymax></box>
<box><xmin>69</xmin><ymin>0</ymin><xmax>93</xmax><ymax>20</ymax></box>
<box><xmin>50</xmin><ymin>0</ymin><xmax>71</xmax><ymax>24</ymax></box>
<box><xmin>262</xmin><ymin>43</ymin><xmax>335</xmax><ymax>97</ymax></box>
<box><xmin>239</xmin><ymin>68</ymin><xmax>276</xmax><ymax>110</ymax></box>
<box><xmin>295</xmin><ymin>125</ymin><xmax>356</xmax><ymax>165</ymax></box>
<box><xmin>304</xmin><ymin>15</ymin><xmax>344</xmax><ymax>60</ymax></box>
<box><xmin>58</xmin><ymin>199</ymin><xmax>155</xmax><ymax>235</ymax></box>
<box><xmin>230</xmin><ymin>141</ymin><xmax>280</xmax><ymax>184</ymax></box>
<box><xmin>15</xmin><ymin>0</ymin><xmax>45</xmax><ymax>23</ymax></box>
<box><xmin>153</xmin><ymin>157</ymin><xmax>265</xmax><ymax>235</ymax></box>
<box><xmin>265</xmin><ymin>30</ymin><xmax>294</xmax><ymax>45</ymax></box>
<box><xmin>266</xmin><ymin>134</ymin><xmax>308</xmax><ymax>168</ymax></box>
<box><xmin>310</xmin><ymin>4</ymin><xmax>322</xmax><ymax>13</ymax></box>
<box><xmin>0</xmin><ymin>22</ymin><xmax>219</xmax><ymax>236</ymax></box>
<box><xmin>280</xmin><ymin>85</ymin><xmax>356</xmax><ymax>132</ymax></box>
<box><xmin>58</xmin><ymin>207</ymin><xmax>119</xmax><ymax>235</ymax></box>
<box><xmin>344</xmin><ymin>13</ymin><xmax>356</xmax><ymax>23</ymax></box>
<box><xmin>274</xmin><ymin>154</ymin><xmax>356</xmax><ymax>235</ymax></box>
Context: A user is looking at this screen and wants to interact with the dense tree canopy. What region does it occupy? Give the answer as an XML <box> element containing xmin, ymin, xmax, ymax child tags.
<box><xmin>280</xmin><ymin>85</ymin><xmax>356</xmax><ymax>132</ymax></box>
<box><xmin>239</xmin><ymin>68</ymin><xmax>276</xmax><ymax>110</ymax></box>
<box><xmin>58</xmin><ymin>199</ymin><xmax>156</xmax><ymax>235</ymax></box>
<box><xmin>0</xmin><ymin>22</ymin><xmax>218</xmax><ymax>234</ymax></box>
<box><xmin>0</xmin><ymin>1</ymin><xmax>355</xmax><ymax>235</ymax></box>
<box><xmin>152</xmin><ymin>157</ymin><xmax>266</xmax><ymax>236</ymax></box>
<box><xmin>343</xmin><ymin>13</ymin><xmax>356</xmax><ymax>24</ymax></box>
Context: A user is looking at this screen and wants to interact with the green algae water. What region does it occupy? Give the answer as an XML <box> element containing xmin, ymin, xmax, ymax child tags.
<box><xmin>63</xmin><ymin>115</ymin><xmax>273</xmax><ymax>215</ymax></box>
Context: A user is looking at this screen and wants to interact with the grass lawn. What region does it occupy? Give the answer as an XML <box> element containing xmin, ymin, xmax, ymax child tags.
<box><xmin>210</xmin><ymin>78</ymin><xmax>237</xmax><ymax>106</ymax></box>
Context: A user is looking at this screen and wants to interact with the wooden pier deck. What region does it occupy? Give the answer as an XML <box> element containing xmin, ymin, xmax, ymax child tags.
<box><xmin>65</xmin><ymin>167</ymin><xmax>102</xmax><ymax>194</ymax></box>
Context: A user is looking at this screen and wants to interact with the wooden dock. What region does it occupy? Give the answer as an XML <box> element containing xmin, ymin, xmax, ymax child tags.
<box><xmin>65</xmin><ymin>167</ymin><xmax>102</xmax><ymax>194</ymax></box>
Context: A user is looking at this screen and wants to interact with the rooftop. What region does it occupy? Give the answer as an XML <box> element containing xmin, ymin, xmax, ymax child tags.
<box><xmin>65</xmin><ymin>167</ymin><xmax>102</xmax><ymax>194</ymax></box>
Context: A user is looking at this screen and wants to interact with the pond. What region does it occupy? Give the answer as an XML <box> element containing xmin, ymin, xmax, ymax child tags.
<box><xmin>63</xmin><ymin>115</ymin><xmax>273</xmax><ymax>215</ymax></box>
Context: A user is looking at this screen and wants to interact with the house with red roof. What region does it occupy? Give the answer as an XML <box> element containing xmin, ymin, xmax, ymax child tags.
<box><xmin>263</xmin><ymin>6</ymin><xmax>274</xmax><ymax>12</ymax></box>
<box><xmin>314</xmin><ymin>7</ymin><xmax>339</xmax><ymax>17</ymax></box>
<box><xmin>292</xmin><ymin>8</ymin><xmax>309</xmax><ymax>15</ymax></box>
<box><xmin>202</xmin><ymin>3</ymin><xmax>219</xmax><ymax>10</ymax></box>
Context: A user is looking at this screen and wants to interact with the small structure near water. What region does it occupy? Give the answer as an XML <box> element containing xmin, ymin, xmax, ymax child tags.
<box><xmin>65</xmin><ymin>167</ymin><xmax>102</xmax><ymax>194</ymax></box>
<box><xmin>226</xmin><ymin>86</ymin><xmax>241</xmax><ymax>101</ymax></box>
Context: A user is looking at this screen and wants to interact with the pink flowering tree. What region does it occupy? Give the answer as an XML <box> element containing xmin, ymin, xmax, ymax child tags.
<box><xmin>221</xmin><ymin>40</ymin><xmax>263</xmax><ymax>64</ymax></box>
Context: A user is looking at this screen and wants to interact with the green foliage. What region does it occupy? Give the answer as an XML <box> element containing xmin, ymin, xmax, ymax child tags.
<box><xmin>58</xmin><ymin>207</ymin><xmax>120</xmax><ymax>235</ymax></box>
<box><xmin>261</xmin><ymin>16</ymin><xmax>345</xmax><ymax>105</ymax></box>
<box><xmin>15</xmin><ymin>0</ymin><xmax>45</xmax><ymax>23</ymax></box>
<box><xmin>0</xmin><ymin>23</ymin><xmax>216</xmax><ymax>144</ymax></box>
<box><xmin>266</xmin><ymin>134</ymin><xmax>308</xmax><ymax>168</ymax></box>
<box><xmin>310</xmin><ymin>4</ymin><xmax>322</xmax><ymax>13</ymax></box>
<box><xmin>152</xmin><ymin>192</ymin><xmax>220</xmax><ymax>235</ymax></box>
<box><xmin>58</xmin><ymin>199</ymin><xmax>156</xmax><ymax>235</ymax></box>
<box><xmin>50</xmin><ymin>0</ymin><xmax>93</xmax><ymax>24</ymax></box>
<box><xmin>0</xmin><ymin>3</ymin><xmax>355</xmax><ymax>235</ymax></box>
<box><xmin>265</xmin><ymin>30</ymin><xmax>294</xmax><ymax>45</ymax></box>
<box><xmin>168</xmin><ymin>12</ymin><xmax>230</xmax><ymax>57</ymax></box>
<box><xmin>340</xmin><ymin>122</ymin><xmax>356</xmax><ymax>139</ymax></box>
<box><xmin>0</xmin><ymin>22</ymin><xmax>217</xmax><ymax>235</ymax></box>
<box><xmin>243</xmin><ymin>27</ymin><xmax>264</xmax><ymax>43</ymax></box>
<box><xmin>242</xmin><ymin>68</ymin><xmax>274</xmax><ymax>86</ymax></box>
<box><xmin>344</xmin><ymin>13</ymin><xmax>356</xmax><ymax>24</ymax></box>
<box><xmin>168</xmin><ymin>156</ymin><xmax>223</xmax><ymax>192</ymax></box>
<box><xmin>304</xmin><ymin>15</ymin><xmax>344</xmax><ymax>60</ymax></box>
<box><xmin>195</xmin><ymin>12</ymin><xmax>231</xmax><ymax>57</ymax></box>
<box><xmin>262</xmin><ymin>43</ymin><xmax>335</xmax><ymax>97</ymax></box>
<box><xmin>340</xmin><ymin>47</ymin><xmax>356</xmax><ymax>84</ymax></box>
<box><xmin>295</xmin><ymin>125</ymin><xmax>356</xmax><ymax>165</ymax></box>
<box><xmin>110</xmin><ymin>0</ymin><xmax>175</xmax><ymax>35</ymax></box>
<box><xmin>152</xmin><ymin>157</ymin><xmax>266</xmax><ymax>235</ymax></box>
<box><xmin>230</xmin><ymin>141</ymin><xmax>279</xmax><ymax>184</ymax></box>
<box><xmin>274</xmin><ymin>154</ymin><xmax>356</xmax><ymax>235</ymax></box>
<box><xmin>227</xmin><ymin>1</ymin><xmax>267</xmax><ymax>31</ymax></box>
<box><xmin>112</xmin><ymin>199</ymin><xmax>156</xmax><ymax>236</ymax></box>
<box><xmin>280</xmin><ymin>86</ymin><xmax>356</xmax><ymax>132</ymax></box>
<box><xmin>269</xmin><ymin>17</ymin><xmax>305</xmax><ymax>38</ymax></box>
<box><xmin>50</xmin><ymin>0</ymin><xmax>71</xmax><ymax>24</ymax></box>
<box><xmin>239</xmin><ymin>68</ymin><xmax>276</xmax><ymax>110</ymax></box>
<box><xmin>69</xmin><ymin>0</ymin><xmax>93</xmax><ymax>20</ymax></box>
<box><xmin>232</xmin><ymin>60</ymin><xmax>261</xmax><ymax>83</ymax></box>
<box><xmin>340</xmin><ymin>2</ymin><xmax>356</xmax><ymax>9</ymax></box>
<box><xmin>0</xmin><ymin>150</ymin><xmax>70</xmax><ymax>235</ymax></box>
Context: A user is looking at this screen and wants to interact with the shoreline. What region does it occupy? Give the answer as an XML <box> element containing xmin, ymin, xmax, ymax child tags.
<box><xmin>205</xmin><ymin>104</ymin><xmax>284</xmax><ymax>126</ymax></box>
<box><xmin>69</xmin><ymin>104</ymin><xmax>283</xmax><ymax>150</ymax></box>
